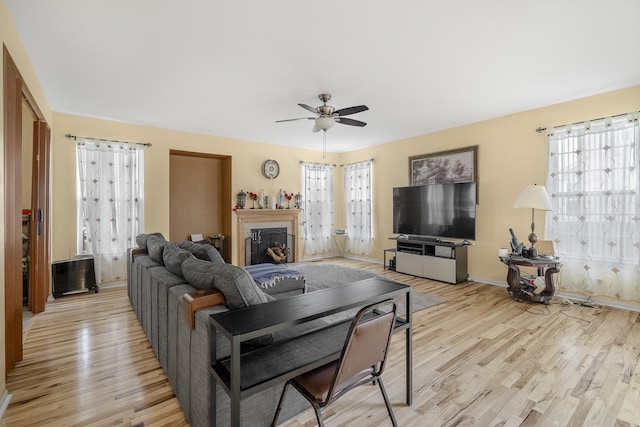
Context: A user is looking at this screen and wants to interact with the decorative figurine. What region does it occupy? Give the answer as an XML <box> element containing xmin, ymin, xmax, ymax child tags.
<box><xmin>237</xmin><ymin>189</ymin><xmax>246</xmax><ymax>209</ymax></box>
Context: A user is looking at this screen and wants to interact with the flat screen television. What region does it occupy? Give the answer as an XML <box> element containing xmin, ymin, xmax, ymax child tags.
<box><xmin>392</xmin><ymin>182</ymin><xmax>476</xmax><ymax>241</ymax></box>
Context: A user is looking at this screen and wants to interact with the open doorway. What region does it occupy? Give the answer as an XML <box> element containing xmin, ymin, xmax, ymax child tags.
<box><xmin>169</xmin><ymin>150</ymin><xmax>232</xmax><ymax>262</ymax></box>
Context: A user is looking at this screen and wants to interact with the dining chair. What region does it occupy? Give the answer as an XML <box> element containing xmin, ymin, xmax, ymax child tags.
<box><xmin>271</xmin><ymin>299</ymin><xmax>398</xmax><ymax>427</ymax></box>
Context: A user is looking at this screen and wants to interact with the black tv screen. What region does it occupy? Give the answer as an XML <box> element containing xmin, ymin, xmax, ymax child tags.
<box><xmin>393</xmin><ymin>182</ymin><xmax>476</xmax><ymax>240</ymax></box>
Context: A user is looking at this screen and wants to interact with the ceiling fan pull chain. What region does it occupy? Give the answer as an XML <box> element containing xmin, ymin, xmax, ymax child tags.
<box><xmin>323</xmin><ymin>130</ymin><xmax>327</xmax><ymax>164</ymax></box>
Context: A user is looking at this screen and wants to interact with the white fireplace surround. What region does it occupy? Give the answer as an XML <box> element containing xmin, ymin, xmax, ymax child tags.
<box><xmin>235</xmin><ymin>209</ymin><xmax>302</xmax><ymax>266</ymax></box>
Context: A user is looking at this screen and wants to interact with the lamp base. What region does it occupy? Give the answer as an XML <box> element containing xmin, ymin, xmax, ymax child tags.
<box><xmin>527</xmin><ymin>231</ymin><xmax>538</xmax><ymax>258</ymax></box>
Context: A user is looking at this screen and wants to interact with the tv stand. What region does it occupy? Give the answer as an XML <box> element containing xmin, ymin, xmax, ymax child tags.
<box><xmin>394</xmin><ymin>237</ymin><xmax>468</xmax><ymax>284</ymax></box>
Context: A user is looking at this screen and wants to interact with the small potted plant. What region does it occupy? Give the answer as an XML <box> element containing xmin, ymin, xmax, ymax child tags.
<box><xmin>248</xmin><ymin>192</ymin><xmax>259</xmax><ymax>209</ymax></box>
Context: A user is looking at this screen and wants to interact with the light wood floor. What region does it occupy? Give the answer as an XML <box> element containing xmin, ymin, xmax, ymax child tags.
<box><xmin>3</xmin><ymin>258</ymin><xmax>640</xmax><ymax>426</ymax></box>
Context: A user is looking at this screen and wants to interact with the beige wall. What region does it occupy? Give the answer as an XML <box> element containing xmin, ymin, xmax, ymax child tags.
<box><xmin>51</xmin><ymin>113</ymin><xmax>337</xmax><ymax>263</ymax></box>
<box><xmin>341</xmin><ymin>85</ymin><xmax>640</xmax><ymax>284</ymax></box>
<box><xmin>1</xmin><ymin>0</ymin><xmax>53</xmax><ymax>408</ymax></box>
<box><xmin>53</xmin><ymin>86</ymin><xmax>640</xmax><ymax>285</ymax></box>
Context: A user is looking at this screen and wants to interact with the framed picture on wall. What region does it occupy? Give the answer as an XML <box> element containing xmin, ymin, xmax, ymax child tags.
<box><xmin>409</xmin><ymin>145</ymin><xmax>478</xmax><ymax>186</ymax></box>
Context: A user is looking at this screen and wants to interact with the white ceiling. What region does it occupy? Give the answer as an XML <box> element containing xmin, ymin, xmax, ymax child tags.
<box><xmin>6</xmin><ymin>0</ymin><xmax>640</xmax><ymax>152</ymax></box>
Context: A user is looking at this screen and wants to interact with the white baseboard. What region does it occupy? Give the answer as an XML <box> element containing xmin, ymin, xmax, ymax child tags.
<box><xmin>99</xmin><ymin>281</ymin><xmax>126</xmax><ymax>290</ymax></box>
<box><xmin>469</xmin><ymin>275</ymin><xmax>640</xmax><ymax>312</ymax></box>
<box><xmin>0</xmin><ymin>390</ymin><xmax>12</xmax><ymax>421</ymax></box>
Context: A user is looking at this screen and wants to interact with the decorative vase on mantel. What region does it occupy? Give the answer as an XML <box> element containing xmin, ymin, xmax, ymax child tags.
<box><xmin>237</xmin><ymin>189</ymin><xmax>246</xmax><ymax>209</ymax></box>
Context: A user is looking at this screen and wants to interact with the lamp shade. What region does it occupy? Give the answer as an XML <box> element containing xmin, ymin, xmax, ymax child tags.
<box><xmin>314</xmin><ymin>117</ymin><xmax>335</xmax><ymax>131</ymax></box>
<box><xmin>513</xmin><ymin>184</ymin><xmax>552</xmax><ymax>210</ymax></box>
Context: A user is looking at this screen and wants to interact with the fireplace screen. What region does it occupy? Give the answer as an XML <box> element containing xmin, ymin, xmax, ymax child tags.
<box><xmin>245</xmin><ymin>227</ymin><xmax>295</xmax><ymax>265</ymax></box>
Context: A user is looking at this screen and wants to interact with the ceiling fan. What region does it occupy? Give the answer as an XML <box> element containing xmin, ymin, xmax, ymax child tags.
<box><xmin>276</xmin><ymin>93</ymin><xmax>368</xmax><ymax>132</ymax></box>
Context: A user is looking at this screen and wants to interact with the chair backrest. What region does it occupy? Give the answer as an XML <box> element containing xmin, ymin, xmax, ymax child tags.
<box><xmin>329</xmin><ymin>300</ymin><xmax>396</xmax><ymax>400</ymax></box>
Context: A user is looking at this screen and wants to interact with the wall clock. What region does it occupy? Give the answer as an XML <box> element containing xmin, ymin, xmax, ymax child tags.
<box><xmin>262</xmin><ymin>159</ymin><xmax>280</xmax><ymax>179</ymax></box>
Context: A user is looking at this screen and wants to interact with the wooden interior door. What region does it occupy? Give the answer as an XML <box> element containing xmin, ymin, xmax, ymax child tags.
<box><xmin>29</xmin><ymin>121</ymin><xmax>51</xmax><ymax>314</ymax></box>
<box><xmin>4</xmin><ymin>47</ymin><xmax>51</xmax><ymax>373</ymax></box>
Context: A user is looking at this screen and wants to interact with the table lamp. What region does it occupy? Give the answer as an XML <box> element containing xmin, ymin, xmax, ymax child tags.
<box><xmin>513</xmin><ymin>184</ymin><xmax>552</xmax><ymax>249</ymax></box>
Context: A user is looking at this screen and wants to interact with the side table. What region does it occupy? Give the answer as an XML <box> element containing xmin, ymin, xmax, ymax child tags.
<box><xmin>208</xmin><ymin>235</ymin><xmax>225</xmax><ymax>257</ymax></box>
<box><xmin>499</xmin><ymin>256</ymin><xmax>561</xmax><ymax>304</ymax></box>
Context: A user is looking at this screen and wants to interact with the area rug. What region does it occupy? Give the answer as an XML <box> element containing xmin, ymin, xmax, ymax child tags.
<box><xmin>288</xmin><ymin>263</ymin><xmax>447</xmax><ymax>315</ymax></box>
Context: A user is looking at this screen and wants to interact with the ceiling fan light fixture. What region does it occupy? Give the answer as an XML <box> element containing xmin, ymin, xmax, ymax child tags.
<box><xmin>315</xmin><ymin>117</ymin><xmax>335</xmax><ymax>131</ymax></box>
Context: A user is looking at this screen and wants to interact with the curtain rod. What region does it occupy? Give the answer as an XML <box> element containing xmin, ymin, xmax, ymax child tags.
<box><xmin>535</xmin><ymin>111</ymin><xmax>638</xmax><ymax>133</ymax></box>
<box><xmin>340</xmin><ymin>158</ymin><xmax>374</xmax><ymax>167</ymax></box>
<box><xmin>299</xmin><ymin>160</ymin><xmax>337</xmax><ymax>167</ymax></box>
<box><xmin>65</xmin><ymin>133</ymin><xmax>152</xmax><ymax>147</ymax></box>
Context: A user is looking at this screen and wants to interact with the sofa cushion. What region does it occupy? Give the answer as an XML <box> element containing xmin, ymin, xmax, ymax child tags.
<box><xmin>178</xmin><ymin>240</ymin><xmax>225</xmax><ymax>264</ymax></box>
<box><xmin>181</xmin><ymin>257</ymin><xmax>273</xmax><ymax>308</ymax></box>
<box><xmin>147</xmin><ymin>234</ymin><xmax>168</xmax><ymax>263</ymax></box>
<box><xmin>163</xmin><ymin>243</ymin><xmax>191</xmax><ymax>278</ymax></box>
<box><xmin>136</xmin><ymin>232</ymin><xmax>165</xmax><ymax>249</ymax></box>
<box><xmin>182</xmin><ymin>257</ymin><xmax>274</xmax><ymax>346</ymax></box>
<box><xmin>180</xmin><ymin>256</ymin><xmax>215</xmax><ymax>290</ymax></box>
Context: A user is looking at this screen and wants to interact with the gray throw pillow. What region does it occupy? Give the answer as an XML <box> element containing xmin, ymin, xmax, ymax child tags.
<box><xmin>178</xmin><ymin>240</ymin><xmax>225</xmax><ymax>264</ymax></box>
<box><xmin>135</xmin><ymin>232</ymin><xmax>165</xmax><ymax>248</ymax></box>
<box><xmin>180</xmin><ymin>256</ymin><xmax>216</xmax><ymax>290</ymax></box>
<box><xmin>181</xmin><ymin>257</ymin><xmax>273</xmax><ymax>308</ymax></box>
<box><xmin>163</xmin><ymin>243</ymin><xmax>191</xmax><ymax>278</ymax></box>
<box><xmin>181</xmin><ymin>257</ymin><xmax>274</xmax><ymax>345</ymax></box>
<box><xmin>147</xmin><ymin>234</ymin><xmax>168</xmax><ymax>263</ymax></box>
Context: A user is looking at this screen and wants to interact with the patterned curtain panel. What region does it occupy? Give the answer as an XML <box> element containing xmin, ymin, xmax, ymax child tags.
<box><xmin>301</xmin><ymin>162</ymin><xmax>334</xmax><ymax>256</ymax></box>
<box><xmin>77</xmin><ymin>138</ymin><xmax>145</xmax><ymax>284</ymax></box>
<box><xmin>344</xmin><ymin>159</ymin><xmax>373</xmax><ymax>256</ymax></box>
<box><xmin>546</xmin><ymin>112</ymin><xmax>640</xmax><ymax>302</ymax></box>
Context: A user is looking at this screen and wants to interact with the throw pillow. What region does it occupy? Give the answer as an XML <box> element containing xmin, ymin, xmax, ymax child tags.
<box><xmin>180</xmin><ymin>256</ymin><xmax>216</xmax><ymax>290</ymax></box>
<box><xmin>147</xmin><ymin>234</ymin><xmax>168</xmax><ymax>263</ymax></box>
<box><xmin>163</xmin><ymin>243</ymin><xmax>191</xmax><ymax>278</ymax></box>
<box><xmin>178</xmin><ymin>240</ymin><xmax>225</xmax><ymax>264</ymax></box>
<box><xmin>181</xmin><ymin>258</ymin><xmax>273</xmax><ymax>308</ymax></box>
<box><xmin>135</xmin><ymin>232</ymin><xmax>165</xmax><ymax>248</ymax></box>
<box><xmin>181</xmin><ymin>258</ymin><xmax>275</xmax><ymax>345</ymax></box>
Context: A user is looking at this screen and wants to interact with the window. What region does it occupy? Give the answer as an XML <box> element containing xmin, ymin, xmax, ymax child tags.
<box><xmin>301</xmin><ymin>162</ymin><xmax>334</xmax><ymax>255</ymax></box>
<box><xmin>344</xmin><ymin>159</ymin><xmax>373</xmax><ymax>256</ymax></box>
<box><xmin>546</xmin><ymin>112</ymin><xmax>640</xmax><ymax>301</ymax></box>
<box><xmin>76</xmin><ymin>138</ymin><xmax>145</xmax><ymax>284</ymax></box>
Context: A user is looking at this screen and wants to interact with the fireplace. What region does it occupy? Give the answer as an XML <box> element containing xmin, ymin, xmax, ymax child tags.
<box><xmin>245</xmin><ymin>227</ymin><xmax>294</xmax><ymax>265</ymax></box>
<box><xmin>235</xmin><ymin>209</ymin><xmax>302</xmax><ymax>266</ymax></box>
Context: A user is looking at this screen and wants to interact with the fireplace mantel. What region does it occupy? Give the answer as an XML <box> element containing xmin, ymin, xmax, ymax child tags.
<box><xmin>235</xmin><ymin>209</ymin><xmax>302</xmax><ymax>266</ymax></box>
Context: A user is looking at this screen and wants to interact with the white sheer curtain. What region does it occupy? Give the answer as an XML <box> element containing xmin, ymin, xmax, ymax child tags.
<box><xmin>344</xmin><ymin>159</ymin><xmax>373</xmax><ymax>256</ymax></box>
<box><xmin>76</xmin><ymin>138</ymin><xmax>145</xmax><ymax>284</ymax></box>
<box><xmin>301</xmin><ymin>162</ymin><xmax>334</xmax><ymax>256</ymax></box>
<box><xmin>546</xmin><ymin>112</ymin><xmax>640</xmax><ymax>302</ymax></box>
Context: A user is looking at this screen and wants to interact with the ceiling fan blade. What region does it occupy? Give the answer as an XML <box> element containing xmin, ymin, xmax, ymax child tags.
<box><xmin>334</xmin><ymin>105</ymin><xmax>368</xmax><ymax>116</ymax></box>
<box><xmin>298</xmin><ymin>103</ymin><xmax>318</xmax><ymax>114</ymax></box>
<box><xmin>275</xmin><ymin>117</ymin><xmax>314</xmax><ymax>123</ymax></box>
<box><xmin>336</xmin><ymin>117</ymin><xmax>367</xmax><ymax>127</ymax></box>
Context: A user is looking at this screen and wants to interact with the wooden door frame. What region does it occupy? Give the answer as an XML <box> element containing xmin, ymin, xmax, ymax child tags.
<box><xmin>3</xmin><ymin>46</ymin><xmax>51</xmax><ymax>373</ymax></box>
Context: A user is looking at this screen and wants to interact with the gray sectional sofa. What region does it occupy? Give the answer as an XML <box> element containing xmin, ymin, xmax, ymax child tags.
<box><xmin>127</xmin><ymin>233</ymin><xmax>336</xmax><ymax>427</ymax></box>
